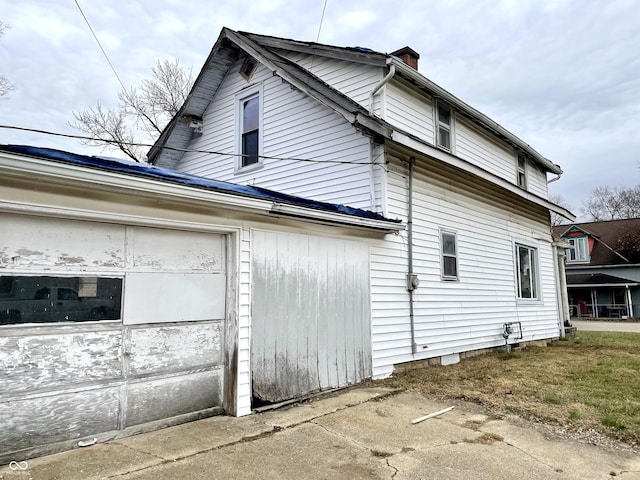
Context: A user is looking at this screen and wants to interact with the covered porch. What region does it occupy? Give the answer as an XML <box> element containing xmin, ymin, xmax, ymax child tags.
<box><xmin>567</xmin><ymin>274</ymin><xmax>639</xmax><ymax>320</ymax></box>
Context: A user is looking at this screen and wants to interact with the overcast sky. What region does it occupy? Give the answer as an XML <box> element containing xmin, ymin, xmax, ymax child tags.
<box><xmin>1</xmin><ymin>0</ymin><xmax>638</xmax><ymax>219</ymax></box>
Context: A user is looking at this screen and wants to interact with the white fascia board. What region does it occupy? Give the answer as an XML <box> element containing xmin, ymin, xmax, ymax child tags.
<box><xmin>0</xmin><ymin>152</ymin><xmax>400</xmax><ymax>232</ymax></box>
<box><xmin>567</xmin><ymin>283</ymin><xmax>640</xmax><ymax>288</ymax></box>
<box><xmin>390</xmin><ymin>131</ymin><xmax>576</xmax><ymax>221</ymax></box>
<box><xmin>269</xmin><ymin>203</ymin><xmax>404</xmax><ymax>232</ymax></box>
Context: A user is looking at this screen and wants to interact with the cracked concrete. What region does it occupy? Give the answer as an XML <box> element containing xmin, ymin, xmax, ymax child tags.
<box><xmin>1</xmin><ymin>388</ymin><xmax>639</xmax><ymax>480</ymax></box>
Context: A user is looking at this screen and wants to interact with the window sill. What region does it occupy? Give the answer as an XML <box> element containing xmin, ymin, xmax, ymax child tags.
<box><xmin>516</xmin><ymin>298</ymin><xmax>543</xmax><ymax>305</ymax></box>
<box><xmin>234</xmin><ymin>162</ymin><xmax>264</xmax><ymax>175</ymax></box>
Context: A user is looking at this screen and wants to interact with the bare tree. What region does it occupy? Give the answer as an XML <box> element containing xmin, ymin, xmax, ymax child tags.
<box><xmin>71</xmin><ymin>59</ymin><xmax>193</xmax><ymax>162</ymax></box>
<box><xmin>549</xmin><ymin>194</ymin><xmax>572</xmax><ymax>226</ymax></box>
<box><xmin>618</xmin><ymin>231</ymin><xmax>640</xmax><ymax>263</ymax></box>
<box><xmin>0</xmin><ymin>21</ymin><xmax>13</xmax><ymax>97</ymax></box>
<box><xmin>581</xmin><ymin>185</ymin><xmax>640</xmax><ymax>221</ymax></box>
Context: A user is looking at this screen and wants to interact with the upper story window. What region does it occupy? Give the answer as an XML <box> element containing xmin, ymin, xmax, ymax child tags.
<box><xmin>567</xmin><ymin>236</ymin><xmax>589</xmax><ymax>263</ymax></box>
<box><xmin>517</xmin><ymin>154</ymin><xmax>528</xmax><ymax>189</ymax></box>
<box><xmin>436</xmin><ymin>102</ymin><xmax>453</xmax><ymax>151</ymax></box>
<box><xmin>515</xmin><ymin>244</ymin><xmax>539</xmax><ymax>300</ymax></box>
<box><xmin>441</xmin><ymin>230</ymin><xmax>458</xmax><ymax>281</ymax></box>
<box><xmin>236</xmin><ymin>86</ymin><xmax>263</xmax><ymax>172</ymax></box>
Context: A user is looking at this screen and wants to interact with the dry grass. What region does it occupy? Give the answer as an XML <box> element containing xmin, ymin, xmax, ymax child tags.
<box><xmin>378</xmin><ymin>331</ymin><xmax>640</xmax><ymax>447</ymax></box>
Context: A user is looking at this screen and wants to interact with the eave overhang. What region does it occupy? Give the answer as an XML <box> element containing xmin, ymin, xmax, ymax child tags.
<box><xmin>0</xmin><ymin>151</ymin><xmax>404</xmax><ymax>233</ymax></box>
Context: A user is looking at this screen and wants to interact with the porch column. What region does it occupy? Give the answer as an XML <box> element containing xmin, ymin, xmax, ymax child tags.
<box><xmin>626</xmin><ymin>286</ymin><xmax>634</xmax><ymax>318</ymax></box>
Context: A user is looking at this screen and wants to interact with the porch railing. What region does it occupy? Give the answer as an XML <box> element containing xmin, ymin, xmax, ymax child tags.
<box><xmin>570</xmin><ymin>303</ymin><xmax>629</xmax><ymax>319</ymax></box>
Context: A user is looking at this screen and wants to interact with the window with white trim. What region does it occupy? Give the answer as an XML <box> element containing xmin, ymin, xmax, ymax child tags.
<box><xmin>441</xmin><ymin>230</ymin><xmax>458</xmax><ymax>280</ymax></box>
<box><xmin>517</xmin><ymin>154</ymin><xmax>527</xmax><ymax>189</ymax></box>
<box><xmin>567</xmin><ymin>236</ymin><xmax>589</xmax><ymax>263</ymax></box>
<box><xmin>436</xmin><ymin>102</ymin><xmax>453</xmax><ymax>151</ymax></box>
<box><xmin>236</xmin><ymin>87</ymin><xmax>263</xmax><ymax>171</ymax></box>
<box><xmin>516</xmin><ymin>244</ymin><xmax>538</xmax><ymax>300</ymax></box>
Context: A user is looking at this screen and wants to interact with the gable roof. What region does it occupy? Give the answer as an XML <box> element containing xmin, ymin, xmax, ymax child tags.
<box><xmin>553</xmin><ymin>218</ymin><xmax>640</xmax><ymax>266</ymax></box>
<box><xmin>0</xmin><ymin>145</ymin><xmax>403</xmax><ymax>232</ymax></box>
<box><xmin>147</xmin><ymin>27</ymin><xmax>562</xmax><ymax>178</ymax></box>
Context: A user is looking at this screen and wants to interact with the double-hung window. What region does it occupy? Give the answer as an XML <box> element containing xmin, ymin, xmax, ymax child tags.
<box><xmin>567</xmin><ymin>236</ymin><xmax>588</xmax><ymax>263</ymax></box>
<box><xmin>236</xmin><ymin>86</ymin><xmax>263</xmax><ymax>171</ymax></box>
<box><xmin>517</xmin><ymin>154</ymin><xmax>527</xmax><ymax>189</ymax></box>
<box><xmin>515</xmin><ymin>244</ymin><xmax>539</xmax><ymax>300</ymax></box>
<box><xmin>436</xmin><ymin>102</ymin><xmax>453</xmax><ymax>151</ymax></box>
<box><xmin>441</xmin><ymin>230</ymin><xmax>458</xmax><ymax>280</ymax></box>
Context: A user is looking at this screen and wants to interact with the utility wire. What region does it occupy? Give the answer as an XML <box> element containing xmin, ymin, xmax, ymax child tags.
<box><xmin>73</xmin><ymin>0</ymin><xmax>128</xmax><ymax>93</ymax></box>
<box><xmin>316</xmin><ymin>0</ymin><xmax>328</xmax><ymax>43</ymax></box>
<box><xmin>73</xmin><ymin>0</ymin><xmax>162</xmax><ymax>134</ymax></box>
<box><xmin>0</xmin><ymin>124</ymin><xmax>388</xmax><ymax>171</ymax></box>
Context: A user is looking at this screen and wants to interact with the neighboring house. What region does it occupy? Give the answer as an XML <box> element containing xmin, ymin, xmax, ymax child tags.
<box><xmin>0</xmin><ymin>144</ymin><xmax>400</xmax><ymax>462</ymax></box>
<box><xmin>553</xmin><ymin>219</ymin><xmax>640</xmax><ymax>319</ymax></box>
<box><xmin>149</xmin><ymin>29</ymin><xmax>574</xmax><ymax>380</ymax></box>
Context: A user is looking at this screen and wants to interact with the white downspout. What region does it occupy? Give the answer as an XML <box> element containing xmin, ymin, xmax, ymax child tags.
<box><xmin>368</xmin><ymin>64</ymin><xmax>396</xmax><ymax>113</ymax></box>
<box><xmin>552</xmin><ymin>241</ymin><xmax>570</xmax><ymax>336</ymax></box>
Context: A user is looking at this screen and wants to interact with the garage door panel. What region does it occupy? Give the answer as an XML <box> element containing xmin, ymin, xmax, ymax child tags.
<box><xmin>129</xmin><ymin>226</ymin><xmax>225</xmax><ymax>271</ymax></box>
<box><xmin>123</xmin><ymin>272</ymin><xmax>226</xmax><ymax>325</ymax></box>
<box><xmin>0</xmin><ymin>213</ymin><xmax>125</xmax><ymax>270</ymax></box>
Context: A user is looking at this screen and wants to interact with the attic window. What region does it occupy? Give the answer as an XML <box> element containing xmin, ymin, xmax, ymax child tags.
<box><xmin>240</xmin><ymin>58</ymin><xmax>257</xmax><ymax>81</ymax></box>
<box><xmin>436</xmin><ymin>101</ymin><xmax>453</xmax><ymax>151</ymax></box>
<box><xmin>517</xmin><ymin>154</ymin><xmax>528</xmax><ymax>189</ymax></box>
<box><xmin>567</xmin><ymin>236</ymin><xmax>589</xmax><ymax>263</ymax></box>
<box><xmin>235</xmin><ymin>85</ymin><xmax>263</xmax><ymax>172</ymax></box>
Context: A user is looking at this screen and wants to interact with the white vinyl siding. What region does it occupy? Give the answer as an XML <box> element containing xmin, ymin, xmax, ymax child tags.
<box><xmin>178</xmin><ymin>62</ymin><xmax>375</xmax><ymax>210</ymax></box>
<box><xmin>384</xmin><ymin>81</ymin><xmax>435</xmax><ymax>142</ymax></box>
<box><xmin>455</xmin><ymin>118</ymin><xmax>516</xmax><ymax>183</ymax></box>
<box><xmin>370</xmin><ymin>159</ymin><xmax>559</xmax><ymax>378</ymax></box>
<box><xmin>526</xmin><ymin>163</ymin><xmax>549</xmax><ymax>198</ymax></box>
<box><xmin>275</xmin><ymin>51</ymin><xmax>383</xmax><ymax>109</ymax></box>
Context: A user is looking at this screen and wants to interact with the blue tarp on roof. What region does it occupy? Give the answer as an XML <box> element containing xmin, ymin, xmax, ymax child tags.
<box><xmin>1</xmin><ymin>145</ymin><xmax>399</xmax><ymax>225</ymax></box>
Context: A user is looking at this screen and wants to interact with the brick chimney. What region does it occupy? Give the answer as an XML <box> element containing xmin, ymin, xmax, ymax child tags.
<box><xmin>390</xmin><ymin>46</ymin><xmax>420</xmax><ymax>70</ymax></box>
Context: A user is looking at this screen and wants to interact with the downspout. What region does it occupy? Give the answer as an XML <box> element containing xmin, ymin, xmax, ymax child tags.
<box><xmin>368</xmin><ymin>64</ymin><xmax>396</xmax><ymax>113</ymax></box>
<box><xmin>407</xmin><ymin>157</ymin><xmax>417</xmax><ymax>354</ymax></box>
<box><xmin>552</xmin><ymin>242</ymin><xmax>570</xmax><ymax>337</ymax></box>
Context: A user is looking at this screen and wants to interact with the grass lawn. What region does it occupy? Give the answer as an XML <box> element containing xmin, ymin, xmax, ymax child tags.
<box><xmin>378</xmin><ymin>331</ymin><xmax>640</xmax><ymax>447</ymax></box>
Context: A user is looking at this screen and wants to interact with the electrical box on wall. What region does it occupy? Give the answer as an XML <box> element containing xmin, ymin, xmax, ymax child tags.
<box><xmin>407</xmin><ymin>273</ymin><xmax>420</xmax><ymax>291</ymax></box>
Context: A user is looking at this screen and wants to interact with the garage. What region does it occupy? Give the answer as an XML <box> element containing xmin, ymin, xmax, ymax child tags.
<box><xmin>0</xmin><ymin>145</ymin><xmax>402</xmax><ymax>462</ymax></box>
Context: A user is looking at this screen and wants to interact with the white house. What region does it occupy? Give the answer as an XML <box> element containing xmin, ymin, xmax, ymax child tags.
<box><xmin>0</xmin><ymin>28</ymin><xmax>575</xmax><ymax>462</ymax></box>
<box><xmin>149</xmin><ymin>29</ymin><xmax>574</xmax><ymax>379</ymax></box>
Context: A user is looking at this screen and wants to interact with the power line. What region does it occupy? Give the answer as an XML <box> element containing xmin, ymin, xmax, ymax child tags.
<box><xmin>73</xmin><ymin>0</ymin><xmax>162</xmax><ymax>135</ymax></box>
<box><xmin>316</xmin><ymin>0</ymin><xmax>329</xmax><ymax>43</ymax></box>
<box><xmin>0</xmin><ymin>124</ymin><xmax>388</xmax><ymax>170</ymax></box>
<box><xmin>73</xmin><ymin>0</ymin><xmax>128</xmax><ymax>94</ymax></box>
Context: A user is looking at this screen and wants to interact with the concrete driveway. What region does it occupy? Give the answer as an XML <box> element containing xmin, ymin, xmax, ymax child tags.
<box><xmin>572</xmin><ymin>320</ymin><xmax>640</xmax><ymax>333</ymax></box>
<box><xmin>2</xmin><ymin>387</ymin><xmax>639</xmax><ymax>480</ymax></box>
